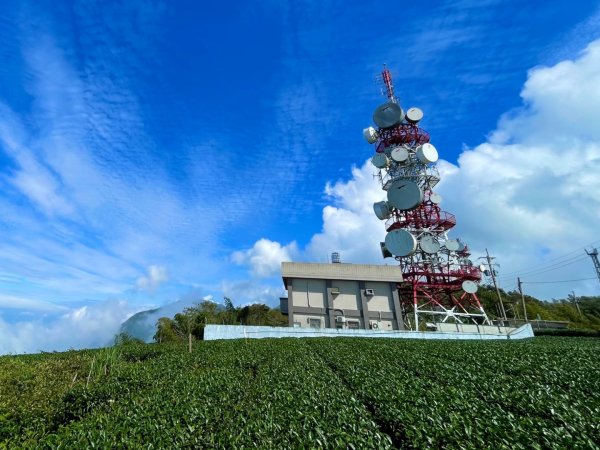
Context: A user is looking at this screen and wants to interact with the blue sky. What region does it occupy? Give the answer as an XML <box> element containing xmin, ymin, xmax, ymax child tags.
<box><xmin>1</xmin><ymin>0</ymin><xmax>600</xmax><ymax>353</ymax></box>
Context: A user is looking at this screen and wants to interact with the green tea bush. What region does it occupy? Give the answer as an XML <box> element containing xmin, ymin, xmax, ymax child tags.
<box><xmin>1</xmin><ymin>337</ymin><xmax>599</xmax><ymax>449</ymax></box>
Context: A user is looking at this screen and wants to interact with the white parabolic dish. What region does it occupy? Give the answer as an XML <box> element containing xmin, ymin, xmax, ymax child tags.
<box><xmin>373</xmin><ymin>101</ymin><xmax>404</xmax><ymax>128</ymax></box>
<box><xmin>363</xmin><ymin>127</ymin><xmax>379</xmax><ymax>144</ymax></box>
<box><xmin>429</xmin><ymin>193</ymin><xmax>442</xmax><ymax>204</ymax></box>
<box><xmin>416</xmin><ymin>143</ymin><xmax>438</xmax><ymax>164</ymax></box>
<box><xmin>387</xmin><ymin>179</ymin><xmax>423</xmax><ymax>211</ymax></box>
<box><xmin>371</xmin><ymin>153</ymin><xmax>388</xmax><ymax>168</ymax></box>
<box><xmin>405</xmin><ymin>107</ymin><xmax>423</xmax><ymax>123</ymax></box>
<box><xmin>390</xmin><ymin>146</ymin><xmax>409</xmax><ymax>162</ymax></box>
<box><xmin>462</xmin><ymin>280</ymin><xmax>478</xmax><ymax>294</ymax></box>
<box><xmin>445</xmin><ymin>239</ymin><xmax>460</xmax><ymax>251</ymax></box>
<box><xmin>373</xmin><ymin>201</ymin><xmax>391</xmax><ymax>220</ymax></box>
<box><xmin>419</xmin><ymin>234</ymin><xmax>440</xmax><ymax>254</ymax></box>
<box><xmin>385</xmin><ymin>229</ymin><xmax>417</xmax><ymax>257</ymax></box>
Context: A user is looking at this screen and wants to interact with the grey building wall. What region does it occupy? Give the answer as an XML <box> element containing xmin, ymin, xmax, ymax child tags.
<box><xmin>281</xmin><ymin>262</ymin><xmax>404</xmax><ymax>331</ymax></box>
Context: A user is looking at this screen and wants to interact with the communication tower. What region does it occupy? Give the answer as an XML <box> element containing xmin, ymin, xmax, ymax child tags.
<box><xmin>363</xmin><ymin>66</ymin><xmax>490</xmax><ymax>330</ymax></box>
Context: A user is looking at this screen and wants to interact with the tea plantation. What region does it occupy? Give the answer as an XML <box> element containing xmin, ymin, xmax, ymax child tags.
<box><xmin>1</xmin><ymin>337</ymin><xmax>599</xmax><ymax>449</ymax></box>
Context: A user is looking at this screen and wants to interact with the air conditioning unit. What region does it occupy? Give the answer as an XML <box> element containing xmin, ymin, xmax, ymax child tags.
<box><xmin>364</xmin><ymin>288</ymin><xmax>374</xmax><ymax>296</ymax></box>
<box><xmin>330</xmin><ymin>287</ymin><xmax>340</xmax><ymax>295</ymax></box>
<box><xmin>336</xmin><ymin>316</ymin><xmax>346</xmax><ymax>323</ymax></box>
<box><xmin>370</xmin><ymin>320</ymin><xmax>381</xmax><ymax>329</ymax></box>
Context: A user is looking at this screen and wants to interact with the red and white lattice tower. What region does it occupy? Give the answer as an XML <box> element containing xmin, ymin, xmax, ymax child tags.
<box><xmin>363</xmin><ymin>66</ymin><xmax>490</xmax><ymax>330</ymax></box>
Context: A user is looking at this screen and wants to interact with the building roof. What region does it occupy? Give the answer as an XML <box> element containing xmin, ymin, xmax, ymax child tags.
<box><xmin>281</xmin><ymin>262</ymin><xmax>403</xmax><ymax>287</ymax></box>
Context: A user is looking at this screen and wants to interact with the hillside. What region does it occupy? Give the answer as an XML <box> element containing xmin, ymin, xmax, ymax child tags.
<box><xmin>1</xmin><ymin>338</ymin><xmax>598</xmax><ymax>448</ymax></box>
<box><xmin>120</xmin><ymin>299</ymin><xmax>226</xmax><ymax>342</ymax></box>
<box><xmin>476</xmin><ymin>285</ymin><xmax>600</xmax><ymax>330</ymax></box>
<box><xmin>121</xmin><ymin>288</ymin><xmax>600</xmax><ymax>344</ymax></box>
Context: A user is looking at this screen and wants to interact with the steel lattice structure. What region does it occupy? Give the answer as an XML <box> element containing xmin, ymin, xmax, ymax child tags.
<box><xmin>364</xmin><ymin>66</ymin><xmax>490</xmax><ymax>330</ymax></box>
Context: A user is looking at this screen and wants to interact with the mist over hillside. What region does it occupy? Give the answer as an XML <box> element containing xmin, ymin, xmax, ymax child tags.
<box><xmin>120</xmin><ymin>298</ymin><xmax>225</xmax><ymax>342</ymax></box>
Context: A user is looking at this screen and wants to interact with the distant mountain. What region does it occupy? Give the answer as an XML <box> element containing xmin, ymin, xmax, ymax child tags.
<box><xmin>120</xmin><ymin>298</ymin><xmax>224</xmax><ymax>342</ymax></box>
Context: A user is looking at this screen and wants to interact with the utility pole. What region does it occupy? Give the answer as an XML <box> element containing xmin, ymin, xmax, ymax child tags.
<box><xmin>483</xmin><ymin>249</ymin><xmax>506</xmax><ymax>322</ymax></box>
<box><xmin>570</xmin><ymin>290</ymin><xmax>582</xmax><ymax>318</ymax></box>
<box><xmin>517</xmin><ymin>277</ymin><xmax>528</xmax><ymax>322</ymax></box>
<box><xmin>585</xmin><ymin>248</ymin><xmax>600</xmax><ymax>286</ymax></box>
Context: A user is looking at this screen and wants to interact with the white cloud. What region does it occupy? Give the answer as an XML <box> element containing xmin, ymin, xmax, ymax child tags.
<box><xmin>305</xmin><ymin>163</ymin><xmax>386</xmax><ymax>264</ymax></box>
<box><xmin>232</xmin><ymin>239</ymin><xmax>299</xmax><ymax>278</ymax></box>
<box><xmin>430</xmin><ymin>40</ymin><xmax>600</xmax><ymax>298</ymax></box>
<box><xmin>136</xmin><ymin>265</ymin><xmax>169</xmax><ymax>292</ymax></box>
<box><xmin>0</xmin><ymin>300</ymin><xmax>135</xmax><ymax>355</ymax></box>
<box><xmin>235</xmin><ymin>39</ymin><xmax>600</xmax><ymax>300</ymax></box>
<box><xmin>221</xmin><ymin>279</ymin><xmax>286</xmax><ymax>307</ymax></box>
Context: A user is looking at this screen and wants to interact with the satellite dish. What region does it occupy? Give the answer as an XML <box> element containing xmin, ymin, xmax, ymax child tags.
<box><xmin>387</xmin><ymin>179</ymin><xmax>423</xmax><ymax>211</ymax></box>
<box><xmin>416</xmin><ymin>143</ymin><xmax>438</xmax><ymax>164</ymax></box>
<box><xmin>380</xmin><ymin>242</ymin><xmax>393</xmax><ymax>258</ymax></box>
<box><xmin>363</xmin><ymin>127</ymin><xmax>379</xmax><ymax>144</ymax></box>
<box><xmin>445</xmin><ymin>239</ymin><xmax>460</xmax><ymax>251</ymax></box>
<box><xmin>405</xmin><ymin>107</ymin><xmax>424</xmax><ymax>123</ymax></box>
<box><xmin>390</xmin><ymin>146</ymin><xmax>409</xmax><ymax>163</ymax></box>
<box><xmin>371</xmin><ymin>153</ymin><xmax>388</xmax><ymax>169</ymax></box>
<box><xmin>479</xmin><ymin>264</ymin><xmax>486</xmax><ymax>272</ymax></box>
<box><xmin>373</xmin><ymin>101</ymin><xmax>404</xmax><ymax>128</ymax></box>
<box><xmin>419</xmin><ymin>234</ymin><xmax>440</xmax><ymax>254</ymax></box>
<box><xmin>385</xmin><ymin>229</ymin><xmax>417</xmax><ymax>257</ymax></box>
<box><xmin>462</xmin><ymin>280</ymin><xmax>478</xmax><ymax>294</ymax></box>
<box><xmin>373</xmin><ymin>201</ymin><xmax>391</xmax><ymax>220</ymax></box>
<box><xmin>429</xmin><ymin>193</ymin><xmax>442</xmax><ymax>204</ymax></box>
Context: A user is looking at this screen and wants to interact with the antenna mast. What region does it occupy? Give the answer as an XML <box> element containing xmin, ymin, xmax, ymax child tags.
<box><xmin>381</xmin><ymin>64</ymin><xmax>395</xmax><ymax>100</ymax></box>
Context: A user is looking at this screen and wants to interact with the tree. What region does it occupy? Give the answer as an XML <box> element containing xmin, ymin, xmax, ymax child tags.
<box><xmin>113</xmin><ymin>332</ymin><xmax>144</xmax><ymax>346</ymax></box>
<box><xmin>153</xmin><ymin>317</ymin><xmax>184</xmax><ymax>343</ymax></box>
<box><xmin>153</xmin><ymin>298</ymin><xmax>291</xmax><ymax>345</ymax></box>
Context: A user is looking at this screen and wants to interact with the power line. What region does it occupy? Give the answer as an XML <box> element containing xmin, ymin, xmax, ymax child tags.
<box><xmin>497</xmin><ymin>253</ymin><xmax>589</xmax><ymax>280</ymax></box>
<box><xmin>521</xmin><ymin>277</ymin><xmax>597</xmax><ymax>284</ymax></box>
<box><xmin>496</xmin><ymin>255</ymin><xmax>588</xmax><ymax>282</ymax></box>
<box><xmin>496</xmin><ymin>239</ymin><xmax>600</xmax><ymax>279</ymax></box>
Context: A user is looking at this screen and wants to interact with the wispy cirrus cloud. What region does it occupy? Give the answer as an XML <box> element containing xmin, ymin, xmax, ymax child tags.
<box><xmin>0</xmin><ymin>7</ymin><xmax>225</xmax><ymax>313</ymax></box>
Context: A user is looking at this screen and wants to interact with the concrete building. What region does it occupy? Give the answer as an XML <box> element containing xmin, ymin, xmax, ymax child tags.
<box><xmin>279</xmin><ymin>262</ymin><xmax>405</xmax><ymax>331</ymax></box>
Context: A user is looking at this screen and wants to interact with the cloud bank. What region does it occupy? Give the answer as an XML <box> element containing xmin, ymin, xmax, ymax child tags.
<box><xmin>0</xmin><ymin>300</ymin><xmax>135</xmax><ymax>355</ymax></box>
<box><xmin>234</xmin><ymin>39</ymin><xmax>600</xmax><ymax>300</ymax></box>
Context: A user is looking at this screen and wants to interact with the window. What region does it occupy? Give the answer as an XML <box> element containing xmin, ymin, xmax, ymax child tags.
<box><xmin>308</xmin><ymin>318</ymin><xmax>321</xmax><ymax>329</ymax></box>
<box><xmin>347</xmin><ymin>320</ymin><xmax>360</xmax><ymax>329</ymax></box>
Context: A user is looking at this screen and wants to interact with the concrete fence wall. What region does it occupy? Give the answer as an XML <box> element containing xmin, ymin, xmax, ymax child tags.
<box><xmin>203</xmin><ymin>323</ymin><xmax>534</xmax><ymax>341</ymax></box>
